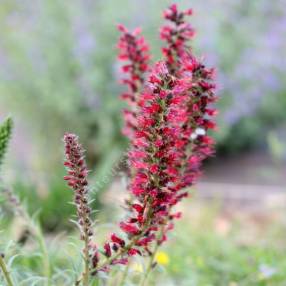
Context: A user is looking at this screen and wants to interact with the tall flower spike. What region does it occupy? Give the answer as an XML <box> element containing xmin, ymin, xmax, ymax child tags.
<box><xmin>63</xmin><ymin>133</ymin><xmax>97</xmax><ymax>284</ymax></box>
<box><xmin>122</xmin><ymin>56</ymin><xmax>214</xmax><ymax>256</ymax></box>
<box><xmin>157</xmin><ymin>4</ymin><xmax>217</xmax><ymax>245</ymax></box>
<box><xmin>92</xmin><ymin>60</ymin><xmax>200</xmax><ymax>270</ymax></box>
<box><xmin>117</xmin><ymin>24</ymin><xmax>150</xmax><ymax>140</ymax></box>
<box><xmin>161</xmin><ymin>4</ymin><xmax>195</xmax><ymax>75</ymax></box>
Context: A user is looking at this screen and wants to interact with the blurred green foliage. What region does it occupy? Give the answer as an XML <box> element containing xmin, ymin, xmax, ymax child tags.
<box><xmin>1</xmin><ymin>201</ymin><xmax>286</xmax><ymax>285</ymax></box>
<box><xmin>159</xmin><ymin>209</ymin><xmax>286</xmax><ymax>285</ymax></box>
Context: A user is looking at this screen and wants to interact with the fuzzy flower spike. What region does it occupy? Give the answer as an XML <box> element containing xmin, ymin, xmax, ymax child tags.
<box><xmin>63</xmin><ymin>133</ymin><xmax>97</xmax><ymax>285</ymax></box>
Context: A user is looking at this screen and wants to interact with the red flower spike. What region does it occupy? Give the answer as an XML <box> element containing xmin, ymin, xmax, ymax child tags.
<box><xmin>161</xmin><ymin>4</ymin><xmax>195</xmax><ymax>75</ymax></box>
<box><xmin>117</xmin><ymin>24</ymin><xmax>151</xmax><ymax>141</ymax></box>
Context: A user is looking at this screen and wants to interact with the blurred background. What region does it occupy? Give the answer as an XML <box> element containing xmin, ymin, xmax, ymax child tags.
<box><xmin>0</xmin><ymin>0</ymin><xmax>286</xmax><ymax>284</ymax></box>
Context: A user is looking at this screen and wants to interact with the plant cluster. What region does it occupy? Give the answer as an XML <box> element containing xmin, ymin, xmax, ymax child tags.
<box><xmin>0</xmin><ymin>4</ymin><xmax>217</xmax><ymax>286</ymax></box>
<box><xmin>63</xmin><ymin>4</ymin><xmax>217</xmax><ymax>285</ymax></box>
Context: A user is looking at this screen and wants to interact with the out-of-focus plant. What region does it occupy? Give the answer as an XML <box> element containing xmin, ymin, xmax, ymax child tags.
<box><xmin>0</xmin><ymin>0</ymin><xmax>125</xmax><ymax>206</ymax></box>
<box><xmin>0</xmin><ymin>117</ymin><xmax>14</xmax><ymax>286</ymax></box>
<box><xmin>267</xmin><ymin>131</ymin><xmax>286</xmax><ymax>164</ymax></box>
<box><xmin>0</xmin><ymin>117</ymin><xmax>13</xmax><ymax>170</ymax></box>
<box><xmin>0</xmin><ymin>117</ymin><xmax>52</xmax><ymax>286</ymax></box>
<box><xmin>0</xmin><ymin>0</ymin><xmax>126</xmax><ymax>229</ymax></box>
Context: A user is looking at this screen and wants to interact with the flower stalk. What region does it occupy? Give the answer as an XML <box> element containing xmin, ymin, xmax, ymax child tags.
<box><xmin>63</xmin><ymin>133</ymin><xmax>97</xmax><ymax>285</ymax></box>
<box><xmin>0</xmin><ymin>254</ymin><xmax>14</xmax><ymax>286</ymax></box>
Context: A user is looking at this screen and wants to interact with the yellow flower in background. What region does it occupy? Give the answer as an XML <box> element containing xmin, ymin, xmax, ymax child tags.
<box><xmin>155</xmin><ymin>251</ymin><xmax>170</xmax><ymax>266</ymax></box>
<box><xmin>131</xmin><ymin>262</ymin><xmax>143</xmax><ymax>273</ymax></box>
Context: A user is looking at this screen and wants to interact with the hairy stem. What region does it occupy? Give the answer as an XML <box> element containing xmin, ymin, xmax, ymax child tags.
<box><xmin>0</xmin><ymin>255</ymin><xmax>14</xmax><ymax>286</ymax></box>
<box><xmin>81</xmin><ymin>200</ymin><xmax>90</xmax><ymax>286</ymax></box>
<box><xmin>82</xmin><ymin>239</ymin><xmax>90</xmax><ymax>286</ymax></box>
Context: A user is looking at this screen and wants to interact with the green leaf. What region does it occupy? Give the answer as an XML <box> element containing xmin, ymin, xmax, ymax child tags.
<box><xmin>0</xmin><ymin>117</ymin><xmax>13</xmax><ymax>170</ymax></box>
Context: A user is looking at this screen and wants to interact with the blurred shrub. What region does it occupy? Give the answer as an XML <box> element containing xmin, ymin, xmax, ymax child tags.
<box><xmin>157</xmin><ymin>206</ymin><xmax>286</xmax><ymax>285</ymax></box>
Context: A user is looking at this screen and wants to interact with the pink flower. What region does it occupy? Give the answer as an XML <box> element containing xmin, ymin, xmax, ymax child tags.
<box><xmin>128</xmin><ymin>248</ymin><xmax>141</xmax><ymax>256</ymax></box>
<box><xmin>119</xmin><ymin>222</ymin><xmax>140</xmax><ymax>235</ymax></box>
<box><xmin>110</xmin><ymin>233</ymin><xmax>125</xmax><ymax>247</ymax></box>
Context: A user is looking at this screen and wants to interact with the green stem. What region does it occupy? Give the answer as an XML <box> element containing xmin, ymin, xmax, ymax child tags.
<box><xmin>139</xmin><ymin>225</ymin><xmax>164</xmax><ymax>286</ymax></box>
<box><xmin>82</xmin><ymin>234</ymin><xmax>90</xmax><ymax>286</ymax></box>
<box><xmin>139</xmin><ymin>243</ymin><xmax>159</xmax><ymax>286</ymax></box>
<box><xmin>0</xmin><ymin>255</ymin><xmax>14</xmax><ymax>286</ymax></box>
<box><xmin>79</xmin><ymin>192</ymin><xmax>91</xmax><ymax>286</ymax></box>
<box><xmin>118</xmin><ymin>259</ymin><xmax>131</xmax><ymax>286</ymax></box>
